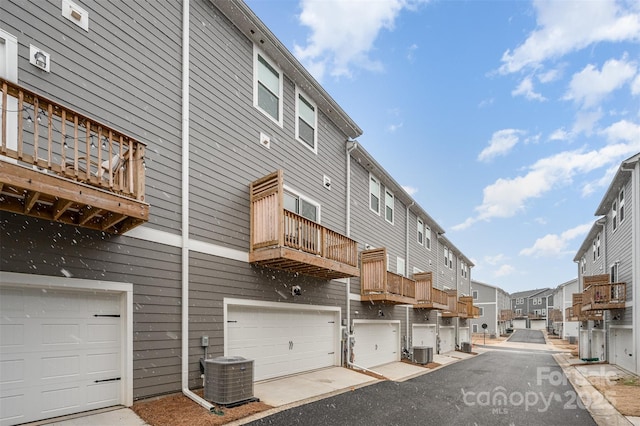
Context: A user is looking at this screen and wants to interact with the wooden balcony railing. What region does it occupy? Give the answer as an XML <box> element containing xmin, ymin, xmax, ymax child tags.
<box><xmin>441</xmin><ymin>290</ymin><xmax>460</xmax><ymax>317</ymax></box>
<box><xmin>565</xmin><ymin>306</ymin><xmax>577</xmax><ymax>321</ymax></box>
<box><xmin>414</xmin><ymin>272</ymin><xmax>448</xmax><ymax>309</ymax></box>
<box><xmin>249</xmin><ymin>170</ymin><xmax>359</xmax><ymax>279</ymax></box>
<box><xmin>459</xmin><ymin>296</ymin><xmax>479</xmax><ymax>318</ymax></box>
<box><xmin>360</xmin><ymin>247</ymin><xmax>416</xmax><ymax>304</ymax></box>
<box><xmin>549</xmin><ymin>309</ymin><xmax>563</xmax><ymax>322</ymax></box>
<box><xmin>0</xmin><ymin>79</ymin><xmax>148</xmax><ymax>233</ymax></box>
<box><xmin>500</xmin><ymin>309</ymin><xmax>514</xmax><ymax>321</ymax></box>
<box><xmin>581</xmin><ymin>274</ymin><xmax>626</xmax><ymax>311</ymax></box>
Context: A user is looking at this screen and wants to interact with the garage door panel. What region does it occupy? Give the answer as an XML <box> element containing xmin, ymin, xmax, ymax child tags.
<box><xmin>439</xmin><ymin>327</ymin><xmax>455</xmax><ymax>353</ymax></box>
<box><xmin>0</xmin><ymin>286</ymin><xmax>123</xmax><ymax>426</ymax></box>
<box><xmin>227</xmin><ymin>304</ymin><xmax>338</xmax><ymax>381</ymax></box>
<box><xmin>353</xmin><ymin>322</ymin><xmax>399</xmax><ymax>369</ymax></box>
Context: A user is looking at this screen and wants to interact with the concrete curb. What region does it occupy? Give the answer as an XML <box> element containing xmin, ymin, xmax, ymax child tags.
<box><xmin>553</xmin><ymin>353</ymin><xmax>632</xmax><ymax>426</ymax></box>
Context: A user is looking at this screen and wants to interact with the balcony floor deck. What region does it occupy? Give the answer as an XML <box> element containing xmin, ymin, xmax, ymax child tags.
<box><xmin>250</xmin><ymin>246</ymin><xmax>360</xmax><ymax>280</ymax></box>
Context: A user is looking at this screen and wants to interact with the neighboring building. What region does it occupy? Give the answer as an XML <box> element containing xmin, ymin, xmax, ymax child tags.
<box><xmin>572</xmin><ymin>153</ymin><xmax>639</xmax><ymax>374</ymax></box>
<box><xmin>510</xmin><ymin>288</ymin><xmax>551</xmax><ymax>328</ymax></box>
<box><xmin>470</xmin><ymin>280</ymin><xmax>511</xmax><ymax>337</ymax></box>
<box><xmin>0</xmin><ymin>1</ymin><xmax>477</xmax><ymax>424</ymax></box>
<box><xmin>549</xmin><ymin>278</ymin><xmax>579</xmax><ymax>341</ymax></box>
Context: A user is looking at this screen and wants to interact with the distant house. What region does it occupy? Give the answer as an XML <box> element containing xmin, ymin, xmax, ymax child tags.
<box><xmin>510</xmin><ymin>288</ymin><xmax>552</xmax><ymax>329</ymax></box>
<box><xmin>572</xmin><ymin>153</ymin><xmax>639</xmax><ymax>374</ymax></box>
<box><xmin>469</xmin><ymin>280</ymin><xmax>511</xmax><ymax>337</ymax></box>
<box><xmin>549</xmin><ymin>278</ymin><xmax>579</xmax><ymax>341</ymax></box>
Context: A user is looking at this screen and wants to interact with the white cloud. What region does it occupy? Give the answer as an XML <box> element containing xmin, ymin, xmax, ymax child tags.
<box><xmin>538</xmin><ymin>67</ymin><xmax>563</xmax><ymax>83</ymax></box>
<box><xmin>494</xmin><ymin>264</ymin><xmax>515</xmax><ymax>277</ymax></box>
<box><xmin>387</xmin><ymin>122</ymin><xmax>404</xmax><ymax>132</ymax></box>
<box><xmin>294</xmin><ymin>0</ymin><xmax>428</xmax><ymax>80</ymax></box>
<box><xmin>477</xmin><ymin>129</ymin><xmax>524</xmax><ymax>162</ymax></box>
<box><xmin>632</xmin><ymin>74</ymin><xmax>640</xmax><ymax>95</ymax></box>
<box><xmin>402</xmin><ymin>185</ymin><xmax>418</xmax><ymax>196</ymax></box>
<box><xmin>454</xmin><ymin>124</ymin><xmax>640</xmax><ymax>230</ymax></box>
<box><xmin>484</xmin><ymin>254</ymin><xmax>508</xmax><ymax>266</ymax></box>
<box><xmin>563</xmin><ymin>55</ymin><xmax>637</xmax><ymax>109</ymax></box>
<box><xmin>549</xmin><ymin>128</ymin><xmax>571</xmax><ymax>142</ymax></box>
<box><xmin>499</xmin><ymin>0</ymin><xmax>640</xmax><ymax>74</ymax></box>
<box><xmin>407</xmin><ymin>43</ymin><xmax>418</xmax><ymax>62</ymax></box>
<box><xmin>581</xmin><ymin>164</ymin><xmax>619</xmax><ymax>197</ymax></box>
<box><xmin>520</xmin><ymin>222</ymin><xmax>592</xmax><ymax>257</ymax></box>
<box><xmin>512</xmin><ymin>76</ymin><xmax>547</xmax><ymax>101</ymax></box>
<box><xmin>571</xmin><ymin>109</ymin><xmax>604</xmax><ymax>136</ymax></box>
<box><xmin>534</xmin><ymin>217</ymin><xmax>547</xmax><ymax>225</ymax></box>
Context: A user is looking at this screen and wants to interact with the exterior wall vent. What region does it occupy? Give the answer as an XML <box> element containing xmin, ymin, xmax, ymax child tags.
<box><xmin>204</xmin><ymin>356</ymin><xmax>255</xmax><ymax>406</ymax></box>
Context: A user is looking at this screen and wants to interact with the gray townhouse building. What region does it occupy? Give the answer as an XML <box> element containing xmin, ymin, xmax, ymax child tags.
<box><xmin>469</xmin><ymin>280</ymin><xmax>511</xmax><ymax>337</ymax></box>
<box><xmin>0</xmin><ymin>1</ymin><xmax>477</xmax><ymax>424</ymax></box>
<box><xmin>549</xmin><ymin>278</ymin><xmax>579</xmax><ymax>341</ymax></box>
<box><xmin>510</xmin><ymin>288</ymin><xmax>552</xmax><ymax>329</ymax></box>
<box><xmin>572</xmin><ymin>153</ymin><xmax>639</xmax><ymax>374</ymax></box>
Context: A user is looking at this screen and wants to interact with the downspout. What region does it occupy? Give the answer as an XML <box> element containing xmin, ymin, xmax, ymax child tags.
<box><xmin>345</xmin><ymin>140</ymin><xmax>357</xmax><ymax>368</ymax></box>
<box><xmin>181</xmin><ymin>0</ymin><xmax>214</xmax><ymax>411</ymax></box>
<box><xmin>405</xmin><ymin>202</ymin><xmax>414</xmax><ymax>354</ymax></box>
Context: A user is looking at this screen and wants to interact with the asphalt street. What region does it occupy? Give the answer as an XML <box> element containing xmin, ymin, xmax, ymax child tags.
<box><xmin>507</xmin><ymin>329</ymin><xmax>547</xmax><ymax>344</ymax></box>
<box><xmin>248</xmin><ymin>330</ymin><xmax>596</xmax><ymax>426</ymax></box>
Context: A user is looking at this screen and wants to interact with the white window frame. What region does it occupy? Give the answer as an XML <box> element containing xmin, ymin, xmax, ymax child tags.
<box><xmin>397</xmin><ymin>257</ymin><xmax>405</xmax><ymax>277</ymax></box>
<box><xmin>253</xmin><ymin>46</ymin><xmax>283</xmax><ymax>127</ymax></box>
<box><xmin>385</xmin><ymin>189</ymin><xmax>394</xmax><ymax>224</ymax></box>
<box><xmin>516</xmin><ymin>308</ymin><xmax>522</xmax><ymax>315</ymax></box>
<box><xmin>619</xmin><ymin>188</ymin><xmax>625</xmax><ymax>224</ymax></box>
<box><xmin>479</xmin><ymin>307</ymin><xmax>484</xmax><ymax>317</ymax></box>
<box><xmin>443</xmin><ymin>247</ymin><xmax>448</xmax><ymax>267</ymax></box>
<box><xmin>283</xmin><ymin>185</ymin><xmax>321</xmax><ymax>223</ymax></box>
<box><xmin>417</xmin><ymin>218</ymin><xmax>424</xmax><ymax>246</ymax></box>
<box><xmin>448</xmin><ymin>250</ymin><xmax>453</xmax><ymax>269</ymax></box>
<box><xmin>472</xmin><ymin>324</ymin><xmax>478</xmax><ymax>333</ymax></box>
<box><xmin>413</xmin><ymin>266</ymin><xmax>423</xmax><ymax>275</ymax></box>
<box><xmin>533</xmin><ymin>298</ymin><xmax>538</xmax><ymax>305</ymax></box>
<box><xmin>295</xmin><ymin>87</ymin><xmax>317</xmax><ymax>153</ymax></box>
<box><xmin>0</xmin><ymin>29</ymin><xmax>18</xmax><ymax>155</ymax></box>
<box><xmin>425</xmin><ymin>226</ymin><xmax>431</xmax><ymax>250</ymax></box>
<box><xmin>472</xmin><ymin>290</ymin><xmax>478</xmax><ymax>300</ymax></box>
<box><xmin>542</xmin><ymin>308</ymin><xmax>546</xmax><ymax>316</ymax></box>
<box><xmin>612</xmin><ymin>199</ymin><xmax>618</xmax><ymax>232</ymax></box>
<box><xmin>369</xmin><ymin>174</ymin><xmax>380</xmax><ymax>215</ymax></box>
<box><xmin>610</xmin><ymin>263</ymin><xmax>618</xmax><ymax>283</ymax></box>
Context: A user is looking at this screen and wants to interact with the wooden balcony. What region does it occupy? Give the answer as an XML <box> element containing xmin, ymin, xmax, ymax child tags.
<box><xmin>249</xmin><ymin>170</ymin><xmax>359</xmax><ymax>280</ymax></box>
<box><xmin>459</xmin><ymin>295</ymin><xmax>479</xmax><ymax>318</ymax></box>
<box><xmin>360</xmin><ymin>247</ymin><xmax>416</xmax><ymax>304</ymax></box>
<box><xmin>500</xmin><ymin>309</ymin><xmax>514</xmax><ymax>321</ymax></box>
<box><xmin>441</xmin><ymin>290</ymin><xmax>461</xmax><ymax>318</ymax></box>
<box><xmin>0</xmin><ymin>79</ymin><xmax>148</xmax><ymax>233</ymax></box>
<box><xmin>565</xmin><ymin>306</ymin><xmax>577</xmax><ymax>321</ymax></box>
<box><xmin>570</xmin><ymin>293</ymin><xmax>603</xmax><ymax>321</ymax></box>
<box><xmin>549</xmin><ymin>309</ymin><xmax>563</xmax><ymax>322</ymax></box>
<box><xmin>413</xmin><ymin>272</ymin><xmax>448</xmax><ymax>310</ymax></box>
<box><xmin>581</xmin><ymin>275</ymin><xmax>626</xmax><ymax>311</ymax></box>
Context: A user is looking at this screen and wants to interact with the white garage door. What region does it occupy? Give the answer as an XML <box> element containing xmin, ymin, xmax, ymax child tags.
<box><xmin>458</xmin><ymin>327</ymin><xmax>470</xmax><ymax>345</ymax></box>
<box><xmin>591</xmin><ymin>330</ymin><xmax>606</xmax><ymax>362</ymax></box>
<box><xmin>0</xmin><ymin>286</ymin><xmax>123</xmax><ymax>426</ymax></box>
<box><xmin>352</xmin><ymin>321</ymin><xmax>400</xmax><ymax>369</ymax></box>
<box><xmin>513</xmin><ymin>319</ymin><xmax>527</xmax><ymax>329</ymax></box>
<box><xmin>579</xmin><ymin>330</ymin><xmax>589</xmax><ymax>360</ymax></box>
<box><xmin>612</xmin><ymin>328</ymin><xmax>635</xmax><ymax>373</ymax></box>
<box><xmin>439</xmin><ymin>326</ymin><xmax>455</xmax><ymax>353</ymax></box>
<box><xmin>530</xmin><ymin>320</ymin><xmax>546</xmax><ymax>330</ymax></box>
<box><xmin>412</xmin><ymin>324</ymin><xmax>436</xmax><ymax>349</ymax></box>
<box><xmin>226</xmin><ymin>304</ymin><xmax>339</xmax><ymax>381</ymax></box>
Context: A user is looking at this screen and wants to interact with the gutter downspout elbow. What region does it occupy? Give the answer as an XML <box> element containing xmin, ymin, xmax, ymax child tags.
<box><xmin>345</xmin><ymin>140</ymin><xmax>358</xmax><ymax>367</ymax></box>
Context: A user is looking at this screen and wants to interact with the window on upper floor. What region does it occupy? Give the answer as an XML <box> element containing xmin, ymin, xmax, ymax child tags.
<box><xmin>472</xmin><ymin>290</ymin><xmax>478</xmax><ymax>300</ymax></box>
<box><xmin>610</xmin><ymin>263</ymin><xmax>618</xmax><ymax>283</ymax></box>
<box><xmin>295</xmin><ymin>88</ymin><xmax>317</xmax><ymax>153</ymax></box>
<box><xmin>397</xmin><ymin>257</ymin><xmax>405</xmax><ymax>277</ymax></box>
<box><xmin>284</xmin><ymin>187</ymin><xmax>319</xmax><ymax>222</ymax></box>
<box><xmin>592</xmin><ymin>233</ymin><xmax>600</xmax><ymax>261</ymax></box>
<box><xmin>619</xmin><ymin>188</ymin><xmax>625</xmax><ymax>224</ymax></box>
<box><xmin>532</xmin><ymin>298</ymin><xmax>538</xmax><ymax>305</ymax></box>
<box><xmin>479</xmin><ymin>307</ymin><xmax>484</xmax><ymax>316</ymax></box>
<box><xmin>516</xmin><ymin>308</ymin><xmax>522</xmax><ymax>315</ymax></box>
<box><xmin>472</xmin><ymin>324</ymin><xmax>478</xmax><ymax>333</ymax></box>
<box><xmin>443</xmin><ymin>247</ymin><xmax>448</xmax><ymax>267</ymax></box>
<box><xmin>580</xmin><ymin>256</ymin><xmax>586</xmax><ymax>274</ymax></box>
<box><xmin>417</xmin><ymin>218</ymin><xmax>424</xmax><ymax>245</ymax></box>
<box><xmin>612</xmin><ymin>199</ymin><xmax>618</xmax><ymax>232</ymax></box>
<box><xmin>461</xmin><ymin>262</ymin><xmax>468</xmax><ymax>278</ymax></box>
<box><xmin>448</xmin><ymin>250</ymin><xmax>453</xmax><ymax>269</ymax></box>
<box><xmin>425</xmin><ymin>226</ymin><xmax>431</xmax><ymax>250</ymax></box>
<box><xmin>254</xmin><ymin>48</ymin><xmax>283</xmax><ymax>126</ymax></box>
<box><xmin>385</xmin><ymin>189</ymin><xmax>394</xmax><ymax>224</ymax></box>
<box><xmin>369</xmin><ymin>174</ymin><xmax>380</xmax><ymax>215</ymax></box>
<box><xmin>542</xmin><ymin>308</ymin><xmax>546</xmax><ymax>315</ymax></box>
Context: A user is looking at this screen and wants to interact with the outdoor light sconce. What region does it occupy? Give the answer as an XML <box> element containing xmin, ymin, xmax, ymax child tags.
<box><xmin>29</xmin><ymin>45</ymin><xmax>50</xmax><ymax>72</ymax></box>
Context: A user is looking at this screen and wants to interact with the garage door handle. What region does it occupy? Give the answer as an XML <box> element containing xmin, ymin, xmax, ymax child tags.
<box><xmin>94</xmin><ymin>314</ymin><xmax>120</xmax><ymax>317</ymax></box>
<box><xmin>95</xmin><ymin>377</ymin><xmax>121</xmax><ymax>383</ymax></box>
<box><xmin>289</xmin><ymin>341</ymin><xmax>293</xmax><ymax>350</ymax></box>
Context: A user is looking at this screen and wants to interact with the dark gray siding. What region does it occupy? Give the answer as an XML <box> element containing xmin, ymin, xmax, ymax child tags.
<box><xmin>188</xmin><ymin>0</ymin><xmax>350</xmax><ymax>250</ymax></box>
<box><xmin>1</xmin><ymin>0</ymin><xmax>184</xmax><ymax>232</ymax></box>
<box><xmin>407</xmin><ymin>209</ymin><xmax>438</xmax><ymax>277</ymax></box>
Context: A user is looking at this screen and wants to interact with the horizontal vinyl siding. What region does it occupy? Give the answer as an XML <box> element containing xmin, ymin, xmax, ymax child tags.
<box><xmin>1</xmin><ymin>1</ymin><xmax>184</xmax><ymax>233</ymax></box>
<box><xmin>188</xmin><ymin>0</ymin><xmax>350</xmax><ymax>250</ymax></box>
<box><xmin>0</xmin><ymin>212</ymin><xmax>183</xmax><ymax>399</ymax></box>
<box><xmin>407</xmin><ymin>210</ymin><xmax>438</xmax><ymax>276</ymax></box>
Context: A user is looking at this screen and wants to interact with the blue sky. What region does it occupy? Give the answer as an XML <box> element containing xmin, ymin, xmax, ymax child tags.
<box><xmin>245</xmin><ymin>0</ymin><xmax>640</xmax><ymax>294</ymax></box>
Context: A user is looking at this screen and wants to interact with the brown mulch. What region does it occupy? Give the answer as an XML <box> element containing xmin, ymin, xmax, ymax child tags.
<box><xmin>131</xmin><ymin>390</ymin><xmax>273</xmax><ymax>426</ymax></box>
<box><xmin>589</xmin><ymin>375</ymin><xmax>640</xmax><ymax>416</ymax></box>
<box><xmin>400</xmin><ymin>358</ymin><xmax>442</xmax><ymax>369</ymax></box>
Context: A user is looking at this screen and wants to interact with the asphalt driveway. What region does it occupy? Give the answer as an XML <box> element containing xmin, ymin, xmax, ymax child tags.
<box><xmin>508</xmin><ymin>329</ymin><xmax>547</xmax><ymax>344</ymax></box>
<box><xmin>247</xmin><ymin>350</ymin><xmax>596</xmax><ymax>426</ymax></box>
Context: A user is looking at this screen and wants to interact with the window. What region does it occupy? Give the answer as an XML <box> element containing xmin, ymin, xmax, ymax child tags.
<box><xmin>479</xmin><ymin>307</ymin><xmax>484</xmax><ymax>316</ymax></box>
<box><xmin>0</xmin><ymin>29</ymin><xmax>18</xmax><ymax>154</ymax></box>
<box><xmin>385</xmin><ymin>189</ymin><xmax>394</xmax><ymax>224</ymax></box>
<box><xmin>580</xmin><ymin>256</ymin><xmax>586</xmax><ymax>274</ymax></box>
<box><xmin>516</xmin><ymin>298</ymin><xmax>524</xmax><ymax>305</ymax></box>
<box><xmin>472</xmin><ymin>290</ymin><xmax>478</xmax><ymax>300</ymax></box>
<box><xmin>516</xmin><ymin>308</ymin><xmax>522</xmax><ymax>315</ymax></box>
<box><xmin>425</xmin><ymin>226</ymin><xmax>431</xmax><ymax>250</ymax></box>
<box><xmin>413</xmin><ymin>266</ymin><xmax>423</xmax><ymax>275</ymax></box>
<box><xmin>295</xmin><ymin>89</ymin><xmax>317</xmax><ymax>152</ymax></box>
<box><xmin>461</xmin><ymin>262</ymin><xmax>468</xmax><ymax>278</ymax></box>
<box><xmin>417</xmin><ymin>218</ymin><xmax>424</xmax><ymax>245</ymax></box>
<box><xmin>448</xmin><ymin>250</ymin><xmax>453</xmax><ymax>269</ymax></box>
<box><xmin>283</xmin><ymin>188</ymin><xmax>319</xmax><ymax>222</ymax></box>
<box><xmin>397</xmin><ymin>257</ymin><xmax>405</xmax><ymax>277</ymax></box>
<box><xmin>542</xmin><ymin>309</ymin><xmax>546</xmax><ymax>316</ymax></box>
<box><xmin>533</xmin><ymin>298</ymin><xmax>538</xmax><ymax>305</ymax></box>
<box><xmin>610</xmin><ymin>263</ymin><xmax>618</xmax><ymax>283</ymax></box>
<box><xmin>369</xmin><ymin>174</ymin><xmax>380</xmax><ymax>214</ymax></box>
<box><xmin>443</xmin><ymin>247</ymin><xmax>448</xmax><ymax>266</ymax></box>
<box><xmin>254</xmin><ymin>48</ymin><xmax>283</xmax><ymax>125</ymax></box>
<box><xmin>593</xmin><ymin>234</ymin><xmax>600</xmax><ymax>261</ymax></box>
<box><xmin>472</xmin><ymin>324</ymin><xmax>478</xmax><ymax>333</ymax></box>
<box><xmin>612</xmin><ymin>199</ymin><xmax>618</xmax><ymax>231</ymax></box>
<box><xmin>619</xmin><ymin>188</ymin><xmax>625</xmax><ymax>224</ymax></box>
